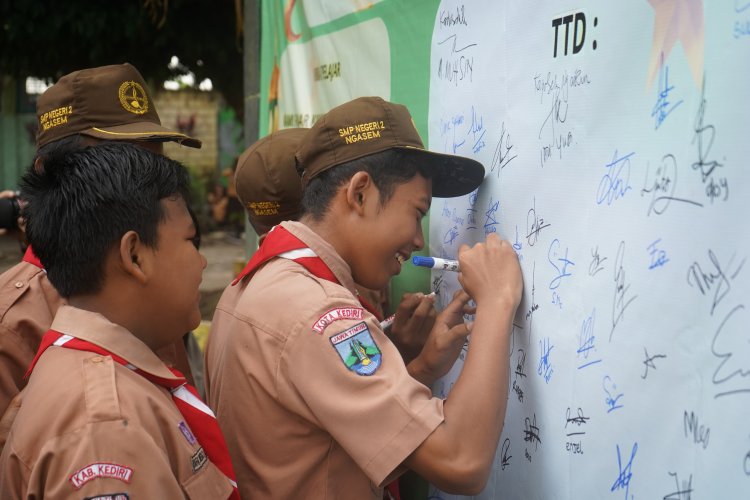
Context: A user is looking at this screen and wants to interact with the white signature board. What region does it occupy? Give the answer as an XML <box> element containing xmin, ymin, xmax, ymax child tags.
<box><xmin>427</xmin><ymin>1</ymin><xmax>750</xmax><ymax>498</ymax></box>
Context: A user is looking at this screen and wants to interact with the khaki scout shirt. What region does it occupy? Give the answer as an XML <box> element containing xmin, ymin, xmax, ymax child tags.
<box><xmin>0</xmin><ymin>305</ymin><xmax>233</xmax><ymax>499</ymax></box>
<box><xmin>205</xmin><ymin>221</ymin><xmax>445</xmax><ymax>499</ymax></box>
<box><xmin>0</xmin><ymin>259</ymin><xmax>195</xmax><ymax>419</ymax></box>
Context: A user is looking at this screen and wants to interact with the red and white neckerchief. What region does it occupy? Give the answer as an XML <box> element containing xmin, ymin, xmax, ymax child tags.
<box><xmin>233</xmin><ymin>225</ymin><xmax>383</xmax><ymax>321</ymax></box>
<box><xmin>23</xmin><ymin>246</ymin><xmax>43</xmax><ymax>269</ymax></box>
<box><xmin>26</xmin><ymin>330</ymin><xmax>239</xmax><ymax>499</ymax></box>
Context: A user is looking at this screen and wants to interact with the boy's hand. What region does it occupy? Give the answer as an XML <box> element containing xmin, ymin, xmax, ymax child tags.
<box><xmin>406</xmin><ymin>290</ymin><xmax>473</xmax><ymax>386</ymax></box>
<box><xmin>457</xmin><ymin>233</ymin><xmax>522</xmax><ymax>311</ymax></box>
<box><xmin>388</xmin><ymin>292</ymin><xmax>436</xmax><ymax>363</ymax></box>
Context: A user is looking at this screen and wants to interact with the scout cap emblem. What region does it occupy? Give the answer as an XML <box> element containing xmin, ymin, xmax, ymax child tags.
<box><xmin>118</xmin><ymin>81</ymin><xmax>149</xmax><ymax>114</ymax></box>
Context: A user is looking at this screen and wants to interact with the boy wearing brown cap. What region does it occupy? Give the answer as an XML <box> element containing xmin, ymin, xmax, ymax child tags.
<box><xmin>206</xmin><ymin>97</ymin><xmax>523</xmax><ymax>498</ymax></box>
<box><xmin>0</xmin><ymin>142</ymin><xmax>238</xmax><ymax>498</ymax></box>
<box><xmin>0</xmin><ymin>63</ymin><xmax>201</xmax><ymax>421</ymax></box>
<box><xmin>232</xmin><ymin>127</ymin><xmax>439</xmax><ymax>365</ymax></box>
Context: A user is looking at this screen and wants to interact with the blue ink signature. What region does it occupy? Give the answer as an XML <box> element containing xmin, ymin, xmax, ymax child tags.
<box><xmin>647</xmin><ymin>239</ymin><xmax>669</xmax><ymax>270</ymax></box>
<box><xmin>610</xmin><ymin>442</ymin><xmax>638</xmax><ymax>500</ymax></box>
<box><xmin>577</xmin><ymin>309</ymin><xmax>602</xmax><ymax>369</ymax></box>
<box><xmin>651</xmin><ymin>54</ymin><xmax>683</xmax><ymax>129</ymax></box>
<box><xmin>597</xmin><ymin>151</ymin><xmax>634</xmax><ymax>206</ymax></box>
<box><xmin>466</xmin><ymin>190</ymin><xmax>478</xmax><ymax>230</ymax></box>
<box><xmin>736</xmin><ymin>1</ymin><xmax>750</xmax><ymax>13</ymax></box>
<box><xmin>512</xmin><ymin>225</ymin><xmax>523</xmax><ymax>261</ymax></box>
<box><xmin>538</xmin><ymin>337</ymin><xmax>554</xmax><ymax>383</ymax></box>
<box><xmin>484</xmin><ymin>198</ymin><xmax>499</xmax><ymax>235</ymax></box>
<box><xmin>451</xmin><ymin>114</ymin><xmax>465</xmax><ymax>153</ymax></box>
<box><xmin>443</xmin><ymin>225</ymin><xmax>459</xmax><ymax>245</ymax></box>
<box><xmin>603</xmin><ymin>375</ymin><xmax>624</xmax><ymax>413</ymax></box>
<box><xmin>467</xmin><ymin>106</ymin><xmax>486</xmax><ymax>153</ymax></box>
<box><xmin>548</xmin><ymin>239</ymin><xmax>575</xmax><ymax>290</ymax></box>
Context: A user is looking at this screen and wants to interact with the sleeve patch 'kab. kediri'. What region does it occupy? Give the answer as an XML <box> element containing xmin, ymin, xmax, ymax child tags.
<box><xmin>329</xmin><ymin>321</ymin><xmax>381</xmax><ymax>376</ymax></box>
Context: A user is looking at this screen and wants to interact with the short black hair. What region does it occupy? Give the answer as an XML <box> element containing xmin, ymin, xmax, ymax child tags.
<box><xmin>33</xmin><ymin>134</ymin><xmax>85</xmax><ymax>170</ymax></box>
<box><xmin>21</xmin><ymin>142</ymin><xmax>190</xmax><ymax>298</ymax></box>
<box><xmin>300</xmin><ymin>149</ymin><xmax>433</xmax><ymax>220</ymax></box>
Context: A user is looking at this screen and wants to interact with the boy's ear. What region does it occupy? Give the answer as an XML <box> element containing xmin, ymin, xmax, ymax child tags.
<box><xmin>119</xmin><ymin>230</ymin><xmax>148</xmax><ymax>284</ymax></box>
<box><xmin>345</xmin><ymin>171</ymin><xmax>373</xmax><ymax>216</ymax></box>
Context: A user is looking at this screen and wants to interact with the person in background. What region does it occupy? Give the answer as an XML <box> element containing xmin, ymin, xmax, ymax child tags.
<box><xmin>232</xmin><ymin>127</ymin><xmax>437</xmax><ymax>364</ymax></box>
<box><xmin>0</xmin><ymin>142</ymin><xmax>237</xmax><ymax>498</ymax></box>
<box><xmin>0</xmin><ymin>63</ymin><xmax>202</xmax><ymax>423</ymax></box>
<box><xmin>205</xmin><ymin>97</ymin><xmax>522</xmax><ymax>498</ymax></box>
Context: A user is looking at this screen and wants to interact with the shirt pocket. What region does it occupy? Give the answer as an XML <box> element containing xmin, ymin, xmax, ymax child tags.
<box><xmin>182</xmin><ymin>461</ymin><xmax>234</xmax><ymax>499</ymax></box>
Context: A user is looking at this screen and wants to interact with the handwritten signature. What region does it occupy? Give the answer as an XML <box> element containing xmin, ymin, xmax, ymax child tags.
<box><xmin>577</xmin><ymin>309</ymin><xmax>602</xmax><ymax>369</ymax></box>
<box><xmin>549</xmin><ymin>239</ymin><xmax>575</xmax><ymax>290</ymax></box>
<box><xmin>490</xmin><ymin>121</ymin><xmax>517</xmax><ymax>174</ymax></box>
<box><xmin>603</xmin><ymin>375</ymin><xmax>624</xmax><ymax>413</ymax></box>
<box><xmin>611</xmin><ymin>241</ymin><xmax>637</xmax><ymax>340</ymax></box>
<box><xmin>538</xmin><ymin>337</ymin><xmax>554</xmax><ymax>383</ymax></box>
<box><xmin>712</xmin><ymin>304</ymin><xmax>750</xmax><ymax>398</ymax></box>
<box><xmin>641</xmin><ymin>347</ymin><xmax>666</xmax><ymax>379</ymax></box>
<box><xmin>651</xmin><ymin>53</ymin><xmax>683</xmax><ymax>129</ymax></box>
<box><xmin>687</xmin><ymin>249</ymin><xmax>745</xmax><ymax>315</ymax></box>
<box><xmin>683</xmin><ymin>410</ymin><xmax>710</xmax><ymax>450</ymax></box>
<box><xmin>691</xmin><ymin>74</ymin><xmax>728</xmax><ymax>200</ymax></box>
<box><xmin>467</xmin><ymin>106</ymin><xmax>486</xmax><ymax>154</ymax></box>
<box><xmin>610</xmin><ymin>443</ymin><xmax>638</xmax><ymax>500</ymax></box>
<box><xmin>589</xmin><ymin>246</ymin><xmax>607</xmax><ymax>277</ymax></box>
<box><xmin>526</xmin><ymin>262</ymin><xmax>538</xmax><ymax>332</ymax></box>
<box><xmin>596</xmin><ymin>150</ymin><xmax>633</xmax><ymax>206</ymax></box>
<box><xmin>565</xmin><ymin>407</ymin><xmax>590</xmax><ymax>436</ymax></box>
<box><xmin>513</xmin><ymin>225</ymin><xmax>524</xmax><ymax>261</ymax></box>
<box><xmin>501</xmin><ymin>438</ymin><xmax>512</xmax><ymax>470</ymax></box>
<box><xmin>513</xmin><ymin>348</ymin><xmax>526</xmax><ymax>402</ymax></box>
<box><xmin>537</xmin><ymin>71</ymin><xmax>574</xmax><ymax>167</ymax></box>
<box><xmin>436</xmin><ymin>35</ymin><xmax>476</xmax><ymax>87</ymax></box>
<box><xmin>526</xmin><ymin>197</ymin><xmax>551</xmax><ymax>247</ymax></box>
<box><xmin>484</xmin><ymin>198</ymin><xmax>500</xmax><ymax>235</ymax></box>
<box><xmin>641</xmin><ymin>153</ymin><xmax>702</xmax><ymax>216</ymax></box>
<box><xmin>523</xmin><ymin>413</ymin><xmax>542</xmax><ymax>450</ymax></box>
<box><xmin>647</xmin><ymin>238</ymin><xmax>669</xmax><ymax>270</ymax></box>
<box><xmin>663</xmin><ymin>471</ymin><xmax>693</xmax><ymax>500</ymax></box>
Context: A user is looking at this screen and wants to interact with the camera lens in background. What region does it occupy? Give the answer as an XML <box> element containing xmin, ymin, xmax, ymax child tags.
<box><xmin>0</xmin><ymin>198</ymin><xmax>20</xmax><ymax>230</ymax></box>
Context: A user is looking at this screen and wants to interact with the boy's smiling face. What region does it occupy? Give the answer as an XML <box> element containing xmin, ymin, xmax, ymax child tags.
<box><xmin>348</xmin><ymin>173</ymin><xmax>432</xmax><ymax>291</ymax></box>
<box><xmin>145</xmin><ymin>197</ymin><xmax>206</xmax><ymax>346</ymax></box>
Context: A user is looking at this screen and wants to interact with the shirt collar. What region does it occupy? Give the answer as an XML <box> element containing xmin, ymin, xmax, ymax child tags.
<box><xmin>50</xmin><ymin>305</ymin><xmax>182</xmax><ymax>382</ymax></box>
<box><xmin>280</xmin><ymin>221</ymin><xmax>359</xmax><ymax>298</ymax></box>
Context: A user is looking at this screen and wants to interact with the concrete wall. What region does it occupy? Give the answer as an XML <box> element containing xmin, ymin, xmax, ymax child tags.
<box><xmin>155</xmin><ymin>90</ymin><xmax>220</xmax><ymax>175</ymax></box>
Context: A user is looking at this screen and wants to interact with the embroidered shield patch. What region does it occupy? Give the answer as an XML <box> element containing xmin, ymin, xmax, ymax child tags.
<box><xmin>330</xmin><ymin>322</ymin><xmax>381</xmax><ymax>376</ymax></box>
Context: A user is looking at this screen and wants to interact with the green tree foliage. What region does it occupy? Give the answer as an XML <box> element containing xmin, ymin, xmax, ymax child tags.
<box><xmin>0</xmin><ymin>0</ymin><xmax>244</xmax><ymax>118</ymax></box>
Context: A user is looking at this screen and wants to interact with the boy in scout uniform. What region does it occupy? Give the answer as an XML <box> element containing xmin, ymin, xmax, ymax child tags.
<box><xmin>0</xmin><ymin>63</ymin><xmax>201</xmax><ymax>421</ymax></box>
<box><xmin>232</xmin><ymin>127</ymin><xmax>440</xmax><ymax>366</ymax></box>
<box><xmin>206</xmin><ymin>97</ymin><xmax>523</xmax><ymax>498</ymax></box>
<box><xmin>0</xmin><ymin>142</ymin><xmax>238</xmax><ymax>498</ymax></box>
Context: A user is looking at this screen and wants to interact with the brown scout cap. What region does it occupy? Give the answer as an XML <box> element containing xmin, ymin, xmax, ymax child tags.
<box><xmin>235</xmin><ymin>128</ymin><xmax>307</xmax><ymax>235</ymax></box>
<box><xmin>296</xmin><ymin>96</ymin><xmax>485</xmax><ymax>198</ymax></box>
<box><xmin>36</xmin><ymin>63</ymin><xmax>201</xmax><ymax>149</ymax></box>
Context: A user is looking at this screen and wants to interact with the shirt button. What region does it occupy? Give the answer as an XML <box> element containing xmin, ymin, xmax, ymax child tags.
<box><xmin>91</xmin><ymin>357</ymin><xmax>103</xmax><ymax>363</ymax></box>
<box><xmin>14</xmin><ymin>282</ymin><xmax>23</xmax><ymax>288</ymax></box>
